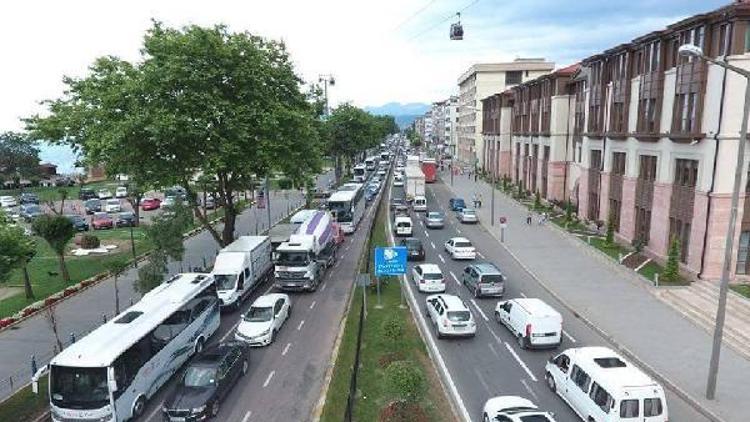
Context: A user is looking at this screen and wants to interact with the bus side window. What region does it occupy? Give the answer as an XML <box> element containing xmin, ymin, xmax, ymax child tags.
<box><xmin>244</xmin><ymin>267</ymin><xmax>251</xmax><ymax>281</ymax></box>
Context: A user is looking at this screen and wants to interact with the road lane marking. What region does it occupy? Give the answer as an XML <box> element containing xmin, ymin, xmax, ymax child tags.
<box><xmin>220</xmin><ymin>320</ymin><xmax>241</xmax><ymax>343</ymax></box>
<box><xmin>488</xmin><ymin>342</ymin><xmax>501</xmax><ymax>359</ymax></box>
<box><xmin>430</xmin><ymin>241</ymin><xmax>436</xmax><ymax>249</ymax></box>
<box><xmin>521</xmin><ymin>378</ymin><xmax>539</xmax><ymax>401</ymax></box>
<box><xmin>424</xmin><ymin>231</ymin><xmax>430</xmax><ymax>238</ymax></box>
<box><xmin>310</xmin><ymin>300</ymin><xmax>317</xmax><ymax>310</ymax></box>
<box><xmin>263</xmin><ymin>370</ymin><xmax>275</xmax><ymax>388</ymax></box>
<box><xmin>477</xmin><ymin>251</ymin><xmax>485</xmax><ymax>259</ymax></box>
<box><xmin>263</xmin><ymin>284</ymin><xmax>275</xmax><ymax>295</ymax></box>
<box><xmin>345</xmin><ymin>245</ymin><xmax>350</xmax><ymax>251</ymax></box>
<box><xmin>242</xmin><ymin>411</ymin><xmax>252</xmax><ymax>422</ymax></box>
<box><xmin>474</xmin><ymin>367</ymin><xmax>491</xmax><ymax>393</ymax></box>
<box><xmin>504</xmin><ymin>342</ymin><xmax>538</xmax><ymax>382</ymax></box>
<box><xmin>297</xmin><ymin>320</ymin><xmax>305</xmax><ymax>331</ymax></box>
<box><xmin>563</xmin><ymin>330</ymin><xmax>577</xmax><ymax>343</ymax></box>
<box><xmin>449</xmin><ymin>271</ymin><xmax>461</xmax><ymax>286</ymax></box>
<box><xmin>146</xmin><ymin>402</ymin><xmax>162</xmax><ymax>422</ymax></box>
<box><xmin>519</xmin><ymin>292</ymin><xmax>527</xmax><ymax>298</ymax></box>
<box><xmin>320</xmin><ymin>283</ymin><xmax>327</xmax><ymax>292</ymax></box>
<box><xmin>456</xmin><ymin>228</ymin><xmax>462</xmax><ymax>234</ymax></box>
<box><xmin>470</xmin><ymin>299</ymin><xmax>489</xmax><ymax>322</ymax></box>
<box><xmin>282</xmin><ymin>342</ymin><xmax>292</xmax><ymax>356</ymax></box>
<box><xmin>438</xmin><ymin>254</ymin><xmax>445</xmax><ymax>263</ymax></box>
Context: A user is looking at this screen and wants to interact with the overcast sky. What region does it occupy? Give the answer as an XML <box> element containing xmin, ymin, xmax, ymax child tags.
<box><xmin>0</xmin><ymin>0</ymin><xmax>728</xmax><ymax>131</ymax></box>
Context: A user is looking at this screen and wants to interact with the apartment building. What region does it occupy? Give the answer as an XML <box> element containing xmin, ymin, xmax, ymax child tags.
<box><xmin>457</xmin><ymin>58</ymin><xmax>555</xmax><ymax>169</ymax></box>
<box><xmin>486</xmin><ymin>0</ymin><xmax>750</xmax><ymax>281</ymax></box>
<box><xmin>431</xmin><ymin>96</ymin><xmax>460</xmax><ymax>156</ymax></box>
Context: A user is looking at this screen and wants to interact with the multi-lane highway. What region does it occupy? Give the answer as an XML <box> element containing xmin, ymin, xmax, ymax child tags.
<box><xmin>388</xmin><ymin>172</ymin><xmax>709</xmax><ymax>422</ymax></box>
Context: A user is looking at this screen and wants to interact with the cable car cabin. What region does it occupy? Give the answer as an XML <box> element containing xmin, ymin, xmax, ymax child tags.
<box><xmin>450</xmin><ymin>22</ymin><xmax>464</xmax><ymax>40</ymax></box>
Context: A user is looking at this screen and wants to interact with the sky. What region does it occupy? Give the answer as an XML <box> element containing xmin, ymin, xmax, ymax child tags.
<box><xmin>0</xmin><ymin>0</ymin><xmax>730</xmax><ymax>133</ymax></box>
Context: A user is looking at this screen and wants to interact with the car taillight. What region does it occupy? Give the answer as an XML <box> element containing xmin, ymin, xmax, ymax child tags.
<box><xmin>419</xmin><ymin>279</ymin><xmax>425</xmax><ymax>284</ymax></box>
<box><xmin>526</xmin><ymin>324</ymin><xmax>532</xmax><ymax>337</ymax></box>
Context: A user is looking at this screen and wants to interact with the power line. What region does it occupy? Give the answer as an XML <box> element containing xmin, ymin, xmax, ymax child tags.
<box><xmin>407</xmin><ymin>0</ymin><xmax>481</xmax><ymax>41</ymax></box>
<box><xmin>394</xmin><ymin>0</ymin><xmax>439</xmax><ymax>30</ymax></box>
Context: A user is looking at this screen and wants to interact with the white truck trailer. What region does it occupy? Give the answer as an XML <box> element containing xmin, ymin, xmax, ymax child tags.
<box><xmin>211</xmin><ymin>236</ymin><xmax>273</xmax><ymax>311</ymax></box>
<box><xmin>274</xmin><ymin>210</ymin><xmax>337</xmax><ymax>291</ymax></box>
<box><xmin>405</xmin><ymin>165</ymin><xmax>426</xmax><ymax>199</ymax></box>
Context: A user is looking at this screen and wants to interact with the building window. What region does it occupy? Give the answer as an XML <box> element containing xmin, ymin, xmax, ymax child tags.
<box><xmin>719</xmin><ymin>24</ymin><xmax>730</xmax><ymax>56</ymax></box>
<box><xmin>675</xmin><ymin>159</ymin><xmax>698</xmax><ymax>187</ymax></box>
<box><xmin>737</xmin><ymin>231</ymin><xmax>750</xmax><ymax>275</ymax></box>
<box><xmin>506</xmin><ymin>71</ymin><xmax>523</xmax><ymax>85</ymax></box>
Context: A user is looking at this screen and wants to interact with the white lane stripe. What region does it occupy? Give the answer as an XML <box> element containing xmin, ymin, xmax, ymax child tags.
<box><xmin>297</xmin><ymin>320</ymin><xmax>305</xmax><ymax>331</ymax></box>
<box><xmin>320</xmin><ymin>283</ymin><xmax>327</xmax><ymax>292</ymax></box>
<box><xmin>430</xmin><ymin>241</ymin><xmax>436</xmax><ymax>249</ymax></box>
<box><xmin>474</xmin><ymin>367</ymin><xmax>491</xmax><ymax>393</ymax></box>
<box><xmin>438</xmin><ymin>254</ymin><xmax>446</xmax><ymax>263</ymax></box>
<box><xmin>220</xmin><ymin>320</ymin><xmax>241</xmax><ymax>343</ymax></box>
<box><xmin>449</xmin><ymin>271</ymin><xmax>461</xmax><ymax>286</ymax></box>
<box><xmin>563</xmin><ymin>330</ymin><xmax>577</xmax><ymax>343</ymax></box>
<box><xmin>424</xmin><ymin>231</ymin><xmax>430</xmax><ymax>238</ymax></box>
<box><xmin>521</xmin><ymin>378</ymin><xmax>540</xmax><ymax>401</ymax></box>
<box><xmin>477</xmin><ymin>251</ymin><xmax>485</xmax><ymax>259</ymax></box>
<box><xmin>262</xmin><ymin>370</ymin><xmax>275</xmax><ymax>388</ymax></box>
<box><xmin>309</xmin><ymin>300</ymin><xmax>316</xmax><ymax>310</ymax></box>
<box><xmin>488</xmin><ymin>342</ymin><xmax>501</xmax><ymax>359</ymax></box>
<box><xmin>456</xmin><ymin>228</ymin><xmax>462</xmax><ymax>233</ymax></box>
<box><xmin>470</xmin><ymin>299</ymin><xmax>489</xmax><ymax>322</ymax></box>
<box><xmin>146</xmin><ymin>402</ymin><xmax>162</xmax><ymax>422</ymax></box>
<box><xmin>241</xmin><ymin>411</ymin><xmax>253</xmax><ymax>422</ymax></box>
<box><xmin>282</xmin><ymin>342</ymin><xmax>292</xmax><ymax>356</ymax></box>
<box><xmin>519</xmin><ymin>292</ymin><xmax>527</xmax><ymax>298</ymax></box>
<box><xmin>263</xmin><ymin>283</ymin><xmax>275</xmax><ymax>295</ymax></box>
<box><xmin>504</xmin><ymin>342</ymin><xmax>538</xmax><ymax>382</ymax></box>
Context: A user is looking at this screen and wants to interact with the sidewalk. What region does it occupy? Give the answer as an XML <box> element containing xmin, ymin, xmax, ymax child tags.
<box><xmin>439</xmin><ymin>169</ymin><xmax>748</xmax><ymax>422</ymax></box>
<box><xmin>0</xmin><ymin>184</ymin><xmax>316</xmax><ymax>403</ymax></box>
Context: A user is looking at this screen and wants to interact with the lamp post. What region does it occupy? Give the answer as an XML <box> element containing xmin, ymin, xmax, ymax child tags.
<box><xmin>318</xmin><ymin>74</ymin><xmax>335</xmax><ymax>116</ymax></box>
<box><xmin>679</xmin><ymin>43</ymin><xmax>750</xmax><ymax>400</ymax></box>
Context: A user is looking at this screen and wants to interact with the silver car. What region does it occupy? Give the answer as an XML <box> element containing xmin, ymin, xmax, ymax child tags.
<box><xmin>425</xmin><ymin>211</ymin><xmax>445</xmax><ymax>229</ymax></box>
<box><xmin>458</xmin><ymin>208</ymin><xmax>479</xmax><ymax>224</ymax></box>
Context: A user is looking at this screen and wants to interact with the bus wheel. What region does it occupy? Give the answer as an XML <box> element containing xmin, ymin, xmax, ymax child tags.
<box><xmin>210</xmin><ymin>400</ymin><xmax>220</xmax><ymax>417</ymax></box>
<box><xmin>132</xmin><ymin>396</ymin><xmax>146</xmax><ymax>419</ymax></box>
<box><xmin>195</xmin><ymin>338</ymin><xmax>205</xmax><ymax>355</ymax></box>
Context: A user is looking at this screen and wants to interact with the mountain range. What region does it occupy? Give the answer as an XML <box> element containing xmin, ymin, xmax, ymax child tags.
<box><xmin>364</xmin><ymin>102</ymin><xmax>431</xmax><ymax>129</ymax></box>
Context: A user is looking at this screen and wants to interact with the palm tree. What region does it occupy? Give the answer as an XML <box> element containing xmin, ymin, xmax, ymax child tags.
<box><xmin>32</xmin><ymin>215</ymin><xmax>75</xmax><ymax>283</ymax></box>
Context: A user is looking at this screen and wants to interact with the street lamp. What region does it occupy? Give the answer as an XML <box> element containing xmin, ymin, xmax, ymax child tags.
<box><xmin>679</xmin><ymin>43</ymin><xmax>750</xmax><ymax>400</ymax></box>
<box><xmin>318</xmin><ymin>74</ymin><xmax>335</xmax><ymax>116</ymax></box>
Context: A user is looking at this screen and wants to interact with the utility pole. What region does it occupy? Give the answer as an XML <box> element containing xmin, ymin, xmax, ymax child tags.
<box><xmin>265</xmin><ymin>176</ymin><xmax>272</xmax><ymax>231</ymax></box>
<box><xmin>318</xmin><ymin>74</ymin><xmax>335</xmax><ymax>116</ymax></box>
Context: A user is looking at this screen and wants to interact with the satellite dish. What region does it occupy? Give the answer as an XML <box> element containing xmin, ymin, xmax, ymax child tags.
<box><xmin>450</xmin><ymin>13</ymin><xmax>464</xmax><ymax>40</ymax></box>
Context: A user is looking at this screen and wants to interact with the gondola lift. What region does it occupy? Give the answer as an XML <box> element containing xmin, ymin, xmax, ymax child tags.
<box><xmin>450</xmin><ymin>12</ymin><xmax>464</xmax><ymax>40</ymax></box>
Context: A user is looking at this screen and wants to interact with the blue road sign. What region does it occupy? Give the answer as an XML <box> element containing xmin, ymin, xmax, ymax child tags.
<box><xmin>374</xmin><ymin>246</ymin><xmax>408</xmax><ymax>276</ymax></box>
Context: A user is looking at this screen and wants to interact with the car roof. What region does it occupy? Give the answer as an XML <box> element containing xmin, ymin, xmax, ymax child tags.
<box><xmin>563</xmin><ymin>347</ymin><xmax>660</xmax><ymax>394</ymax></box>
<box><xmin>434</xmin><ymin>294</ymin><xmax>468</xmax><ymax>310</ymax></box>
<box><xmin>419</xmin><ymin>263</ymin><xmax>442</xmax><ymax>273</ymax></box>
<box><xmin>511</xmin><ymin>298</ymin><xmax>560</xmax><ymax>317</ymax></box>
<box><xmin>450</xmin><ymin>237</ymin><xmax>471</xmax><ymax>243</ymax></box>
<box><xmin>394</xmin><ymin>216</ymin><xmax>412</xmax><ymax>222</ymax></box>
<box><xmin>471</xmin><ymin>262</ymin><xmax>501</xmax><ymax>274</ymax></box>
<box><xmin>192</xmin><ymin>344</ymin><xmax>236</xmax><ymax>366</ymax></box>
<box><xmin>251</xmin><ymin>293</ymin><xmax>288</xmax><ymax>307</ymax></box>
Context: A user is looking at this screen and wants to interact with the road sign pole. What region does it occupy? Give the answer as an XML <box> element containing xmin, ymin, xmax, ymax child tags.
<box><xmin>363</xmin><ymin>284</ymin><xmax>367</xmax><ymax>320</ymax></box>
<box><xmin>399</xmin><ymin>279</ymin><xmax>406</xmax><ymax>309</ymax></box>
<box><xmin>375</xmin><ymin>276</ymin><xmax>383</xmax><ymax>309</ymax></box>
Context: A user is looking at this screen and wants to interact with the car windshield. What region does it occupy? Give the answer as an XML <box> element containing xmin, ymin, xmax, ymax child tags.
<box><xmin>424</xmin><ymin>272</ymin><xmax>443</xmax><ymax>280</ymax></box>
<box><xmin>213</xmin><ymin>274</ymin><xmax>236</xmax><ymax>291</ymax></box>
<box><xmin>462</xmin><ymin>209</ymin><xmax>475</xmax><ymax>215</ymax></box>
<box><xmin>85</xmin><ymin>200</ymin><xmax>99</xmax><ymax>206</ymax></box>
<box><xmin>275</xmin><ymin>251</ymin><xmax>310</xmax><ymax>266</ymax></box>
<box><xmin>94</xmin><ymin>213</ymin><xmax>109</xmax><ymax>220</ymax></box>
<box><xmin>447</xmin><ymin>311</ymin><xmax>471</xmax><ymax>322</ymax></box>
<box><xmin>25</xmin><ymin>205</ymin><xmax>41</xmax><ymax>213</ymax></box>
<box><xmin>119</xmin><ymin>212</ymin><xmax>134</xmax><ymax>219</ymax></box>
<box><xmin>403</xmin><ymin>240</ymin><xmax>421</xmax><ymax>248</ymax></box>
<box><xmin>481</xmin><ymin>274</ymin><xmax>504</xmax><ymax>284</ymax></box>
<box><xmin>67</xmin><ymin>215</ymin><xmax>83</xmax><ymax>223</ymax></box>
<box><xmin>518</xmin><ymin>415</ymin><xmax>553</xmax><ymax>422</ymax></box>
<box><xmin>50</xmin><ymin>365</ymin><xmax>109</xmax><ymax>410</ymax></box>
<box><xmin>328</xmin><ymin>201</ymin><xmax>352</xmax><ymax>222</ymax></box>
<box><xmin>428</xmin><ymin>212</ymin><xmax>443</xmax><ymax>219</ymax></box>
<box><xmin>454</xmin><ymin>241</ymin><xmax>472</xmax><ymax>248</ymax></box>
<box><xmin>244</xmin><ymin>306</ymin><xmax>272</xmax><ymax>322</ymax></box>
<box><xmin>183</xmin><ymin>366</ymin><xmax>217</xmax><ymax>388</ymax></box>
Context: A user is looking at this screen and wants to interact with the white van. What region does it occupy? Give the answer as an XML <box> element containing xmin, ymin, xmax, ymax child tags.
<box><xmin>545</xmin><ymin>347</ymin><xmax>668</xmax><ymax>422</ymax></box>
<box><xmin>211</xmin><ymin>236</ymin><xmax>272</xmax><ymax>311</ymax></box>
<box><xmin>413</xmin><ymin>195</ymin><xmax>427</xmax><ymax>212</ymax></box>
<box><xmin>394</xmin><ymin>216</ymin><xmax>413</xmax><ymax>236</ymax></box>
<box><xmin>494</xmin><ymin>298</ymin><xmax>562</xmax><ymax>349</ymax></box>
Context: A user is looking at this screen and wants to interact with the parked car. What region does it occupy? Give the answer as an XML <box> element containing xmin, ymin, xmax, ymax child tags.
<box><xmin>425</xmin><ymin>211</ymin><xmax>445</xmax><ymax>229</ymax></box>
<box><xmin>412</xmin><ymin>263</ymin><xmax>445</xmax><ymax>293</ymax></box>
<box><xmin>163</xmin><ymin>196</ymin><xmax>177</xmax><ymax>208</ymax></box>
<box><xmin>97</xmin><ymin>189</ymin><xmax>113</xmax><ymax>199</ymax></box>
<box><xmin>141</xmin><ymin>197</ymin><xmax>161</xmax><ymax>211</ymax></box>
<box><xmin>482</xmin><ymin>396</ymin><xmax>556</xmax><ymax>422</ymax></box>
<box><xmin>495</xmin><ymin>298</ymin><xmax>562</xmax><ymax>349</ymax></box>
<box><xmin>84</xmin><ymin>199</ymin><xmax>101</xmax><ymax>215</ymax></box>
<box><xmin>462</xmin><ymin>262</ymin><xmax>505</xmax><ymax>298</ymax></box>
<box><xmin>162</xmin><ymin>342</ymin><xmax>249</xmax><ymax>421</ymax></box>
<box><xmin>78</xmin><ymin>188</ymin><xmax>97</xmax><ymax>200</ymax></box>
<box><xmin>20</xmin><ymin>204</ymin><xmax>43</xmax><ymax>222</ymax></box>
<box><xmin>202</xmin><ymin>195</ymin><xmax>217</xmax><ymax>210</ymax></box>
<box><xmin>91</xmin><ymin>212</ymin><xmax>114</xmax><ymax>230</ymax></box>
<box><xmin>425</xmin><ymin>294</ymin><xmax>476</xmax><ymax>339</ymax></box>
<box><xmin>19</xmin><ymin>192</ymin><xmax>39</xmax><ymax>204</ymax></box>
<box><xmin>400</xmin><ymin>237</ymin><xmax>425</xmax><ymax>261</ymax></box>
<box><xmin>115</xmin><ymin>186</ymin><xmax>128</xmax><ymax>198</ymax></box>
<box><xmin>104</xmin><ymin>199</ymin><xmax>121</xmax><ymax>213</ymax></box>
<box><xmin>377</xmin><ymin>169</ymin><xmax>386</xmax><ymax>177</ymax></box>
<box><xmin>449</xmin><ymin>197</ymin><xmax>466</xmax><ymax>211</ymax></box>
<box><xmin>0</xmin><ymin>196</ymin><xmax>17</xmax><ymax>208</ymax></box>
<box><xmin>115</xmin><ymin>211</ymin><xmax>137</xmax><ymax>227</ymax></box>
<box><xmin>235</xmin><ymin>293</ymin><xmax>291</xmax><ymax>346</ymax></box>
<box><xmin>65</xmin><ymin>214</ymin><xmax>89</xmax><ymax>231</ymax></box>
<box><xmin>165</xmin><ymin>186</ymin><xmax>187</xmax><ymax>200</ymax></box>
<box><xmin>444</xmin><ymin>237</ymin><xmax>476</xmax><ymax>260</ymax></box>
<box><xmin>458</xmin><ymin>208</ymin><xmax>479</xmax><ymax>223</ymax></box>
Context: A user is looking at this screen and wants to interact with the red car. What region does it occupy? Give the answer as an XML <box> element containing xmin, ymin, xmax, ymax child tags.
<box><xmin>141</xmin><ymin>197</ymin><xmax>161</xmax><ymax>211</ymax></box>
<box><xmin>91</xmin><ymin>212</ymin><xmax>114</xmax><ymax>230</ymax></box>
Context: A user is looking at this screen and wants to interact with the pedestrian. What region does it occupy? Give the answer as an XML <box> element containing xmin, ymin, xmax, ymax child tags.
<box><xmin>539</xmin><ymin>212</ymin><xmax>547</xmax><ymax>225</ymax></box>
<box><xmin>526</xmin><ymin>212</ymin><xmax>532</xmax><ymax>225</ymax></box>
<box><xmin>468</xmin><ymin>170</ymin><xmax>472</xmax><ymax>179</ymax></box>
<box><xmin>478</xmin><ymin>193</ymin><xmax>483</xmax><ymax>208</ymax></box>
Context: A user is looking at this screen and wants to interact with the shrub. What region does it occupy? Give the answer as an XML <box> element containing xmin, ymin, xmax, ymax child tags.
<box><xmin>663</xmin><ymin>237</ymin><xmax>681</xmax><ymax>282</ymax></box>
<box><xmin>80</xmin><ymin>234</ymin><xmax>100</xmax><ymax>249</ymax></box>
<box><xmin>605</xmin><ymin>215</ymin><xmax>615</xmax><ymax>245</ymax></box>
<box><xmin>278</xmin><ymin>178</ymin><xmax>293</xmax><ymax>189</ymax></box>
<box><xmin>534</xmin><ymin>192</ymin><xmax>541</xmax><ymax>209</ymax></box>
<box><xmin>380</xmin><ymin>316</ymin><xmax>406</xmax><ymax>344</ymax></box>
<box><xmin>385</xmin><ymin>360</ymin><xmax>426</xmax><ymax>404</ymax></box>
<box><xmin>44</xmin><ymin>297</ymin><xmax>58</xmax><ymax>306</ymax></box>
<box><xmin>565</xmin><ymin>200</ymin><xmax>573</xmax><ymax>221</ymax></box>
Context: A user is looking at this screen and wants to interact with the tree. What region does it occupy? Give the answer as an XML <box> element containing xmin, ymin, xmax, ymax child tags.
<box><xmin>0</xmin><ymin>132</ymin><xmax>40</xmax><ymax>186</ymax></box>
<box><xmin>384</xmin><ymin>360</ymin><xmax>425</xmax><ymax>404</ymax></box>
<box><xmin>323</xmin><ymin>104</ymin><xmax>383</xmax><ymax>184</ymax></box>
<box><xmin>26</xmin><ymin>22</ymin><xmax>322</xmax><ymax>247</ymax></box>
<box><xmin>605</xmin><ymin>213</ymin><xmax>615</xmax><ymax>245</ymax></box>
<box><xmin>32</xmin><ymin>215</ymin><xmax>75</xmax><ymax>283</ymax></box>
<box><xmin>663</xmin><ymin>237</ymin><xmax>681</xmax><ymax>283</ymax></box>
<box><xmin>125</xmin><ymin>180</ymin><xmax>146</xmax><ymax>227</ymax></box>
<box><xmin>0</xmin><ymin>224</ymin><xmax>37</xmax><ymax>299</ymax></box>
<box><xmin>104</xmin><ymin>259</ymin><xmax>129</xmax><ymax>314</ymax></box>
<box><xmin>136</xmin><ymin>201</ymin><xmax>192</xmax><ymax>293</ymax></box>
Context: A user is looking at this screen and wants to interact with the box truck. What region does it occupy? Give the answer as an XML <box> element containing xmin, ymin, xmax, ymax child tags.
<box><xmin>421</xmin><ymin>159</ymin><xmax>437</xmax><ymax>183</ymax></box>
<box><xmin>211</xmin><ymin>236</ymin><xmax>273</xmax><ymax>311</ymax></box>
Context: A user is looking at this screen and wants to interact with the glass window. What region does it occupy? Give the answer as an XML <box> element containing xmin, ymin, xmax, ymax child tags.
<box><xmin>446</xmin><ymin>311</ymin><xmax>471</xmax><ymax>322</ymax></box>
<box><xmin>244</xmin><ymin>306</ymin><xmax>273</xmax><ymax>322</ymax></box>
<box><xmin>644</xmin><ymin>398</ymin><xmax>663</xmax><ymax>416</ymax></box>
<box><xmin>571</xmin><ymin>366</ymin><xmax>591</xmax><ymax>392</ymax></box>
<box><xmin>506</xmin><ymin>71</ymin><xmax>523</xmax><ymax>85</ymax></box>
<box><xmin>589</xmin><ymin>382</ymin><xmax>613</xmax><ymax>413</ymax></box>
<box><xmin>620</xmin><ymin>399</ymin><xmax>640</xmax><ymax>418</ymax></box>
<box><xmin>183</xmin><ymin>366</ymin><xmax>217</xmax><ymax>387</ymax></box>
<box><xmin>50</xmin><ymin>366</ymin><xmax>109</xmax><ymax>410</ymax></box>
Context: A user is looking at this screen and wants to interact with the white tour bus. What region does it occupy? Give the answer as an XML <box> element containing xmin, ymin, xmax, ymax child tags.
<box><xmin>35</xmin><ymin>273</ymin><xmax>220</xmax><ymax>422</ymax></box>
<box><xmin>327</xmin><ymin>186</ymin><xmax>365</xmax><ymax>234</ymax></box>
<box><xmin>353</xmin><ymin>164</ymin><xmax>367</xmax><ymax>183</ymax></box>
<box><xmin>365</xmin><ymin>156</ymin><xmax>378</xmax><ymax>172</ymax></box>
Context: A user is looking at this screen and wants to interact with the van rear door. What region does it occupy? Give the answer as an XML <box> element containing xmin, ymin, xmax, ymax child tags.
<box><xmin>529</xmin><ymin>313</ymin><xmax>562</xmax><ymax>347</ymax></box>
<box><xmin>620</xmin><ymin>386</ymin><xmax>668</xmax><ymax>422</ymax></box>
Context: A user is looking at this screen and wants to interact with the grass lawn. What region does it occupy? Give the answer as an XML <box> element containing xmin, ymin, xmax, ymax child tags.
<box><xmin>0</xmin><ymin>227</ymin><xmax>151</xmax><ymax>319</ymax></box>
<box><xmin>0</xmin><ymin>375</ymin><xmax>49</xmax><ymax>422</ymax></box>
<box><xmin>320</xmin><ymin>202</ymin><xmax>452</xmax><ymax>422</ymax></box>
<box><xmin>589</xmin><ymin>237</ymin><xmax>630</xmax><ymax>261</ymax></box>
<box><xmin>0</xmin><ymin>181</ymin><xmax>116</xmax><ymax>203</ymax></box>
<box><xmin>637</xmin><ymin>261</ymin><xmax>689</xmax><ymax>286</ymax></box>
<box><xmin>730</xmin><ymin>284</ymin><xmax>750</xmax><ymax>299</ymax></box>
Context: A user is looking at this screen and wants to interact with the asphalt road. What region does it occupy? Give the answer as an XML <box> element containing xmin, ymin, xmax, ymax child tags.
<box><xmin>135</xmin><ymin>171</ymin><xmax>384</xmax><ymax>422</ymax></box>
<box><xmin>389</xmin><ymin>177</ymin><xmax>708</xmax><ymax>421</ymax></box>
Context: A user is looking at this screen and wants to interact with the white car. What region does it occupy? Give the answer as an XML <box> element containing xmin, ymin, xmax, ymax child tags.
<box><xmin>115</xmin><ymin>186</ymin><xmax>128</xmax><ymax>198</ymax></box>
<box><xmin>104</xmin><ymin>199</ymin><xmax>121</xmax><ymax>213</ymax></box>
<box><xmin>412</xmin><ymin>263</ymin><xmax>445</xmax><ymax>293</ymax></box>
<box><xmin>235</xmin><ymin>293</ymin><xmax>291</xmax><ymax>346</ymax></box>
<box><xmin>458</xmin><ymin>208</ymin><xmax>479</xmax><ymax>223</ymax></box>
<box><xmin>0</xmin><ymin>196</ymin><xmax>17</xmax><ymax>208</ymax></box>
<box><xmin>425</xmin><ymin>294</ymin><xmax>476</xmax><ymax>338</ymax></box>
<box><xmin>393</xmin><ymin>175</ymin><xmax>404</xmax><ymax>187</ymax></box>
<box><xmin>482</xmin><ymin>396</ymin><xmax>556</xmax><ymax>422</ymax></box>
<box><xmin>444</xmin><ymin>237</ymin><xmax>477</xmax><ymax>260</ymax></box>
<box><xmin>97</xmin><ymin>189</ymin><xmax>113</xmax><ymax>199</ymax></box>
<box><xmin>377</xmin><ymin>169</ymin><xmax>386</xmax><ymax>177</ymax></box>
<box><xmin>495</xmin><ymin>298</ymin><xmax>562</xmax><ymax>349</ymax></box>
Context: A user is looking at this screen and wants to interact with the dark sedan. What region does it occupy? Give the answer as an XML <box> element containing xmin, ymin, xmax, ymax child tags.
<box><xmin>163</xmin><ymin>342</ymin><xmax>249</xmax><ymax>421</ymax></box>
<box><xmin>400</xmin><ymin>237</ymin><xmax>425</xmax><ymax>261</ymax></box>
<box><xmin>84</xmin><ymin>199</ymin><xmax>101</xmax><ymax>215</ymax></box>
<box><xmin>79</xmin><ymin>188</ymin><xmax>97</xmax><ymax>200</ymax></box>
<box><xmin>20</xmin><ymin>204</ymin><xmax>43</xmax><ymax>222</ymax></box>
<box><xmin>65</xmin><ymin>214</ymin><xmax>89</xmax><ymax>231</ymax></box>
<box><xmin>19</xmin><ymin>192</ymin><xmax>39</xmax><ymax>204</ymax></box>
<box><xmin>115</xmin><ymin>211</ymin><xmax>137</xmax><ymax>227</ymax></box>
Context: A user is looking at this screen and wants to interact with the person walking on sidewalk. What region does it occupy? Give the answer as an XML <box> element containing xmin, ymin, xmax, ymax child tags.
<box><xmin>478</xmin><ymin>193</ymin><xmax>483</xmax><ymax>208</ymax></box>
<box><xmin>526</xmin><ymin>212</ymin><xmax>533</xmax><ymax>225</ymax></box>
<box><xmin>539</xmin><ymin>212</ymin><xmax>547</xmax><ymax>225</ymax></box>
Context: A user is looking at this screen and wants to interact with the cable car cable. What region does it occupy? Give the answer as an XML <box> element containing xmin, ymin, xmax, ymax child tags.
<box><xmin>394</xmin><ymin>0</ymin><xmax>439</xmax><ymax>30</ymax></box>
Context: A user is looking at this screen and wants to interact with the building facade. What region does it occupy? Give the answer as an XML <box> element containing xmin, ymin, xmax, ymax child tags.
<box><xmin>430</xmin><ymin>96</ymin><xmax>460</xmax><ymax>156</ymax></box>
<box><xmin>487</xmin><ymin>0</ymin><xmax>750</xmax><ymax>281</ymax></box>
<box><xmin>458</xmin><ymin>59</ymin><xmax>555</xmax><ymax>170</ymax></box>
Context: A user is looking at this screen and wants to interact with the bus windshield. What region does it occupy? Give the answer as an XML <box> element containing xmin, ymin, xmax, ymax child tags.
<box><xmin>328</xmin><ymin>201</ymin><xmax>352</xmax><ymax>223</ymax></box>
<box><xmin>275</xmin><ymin>251</ymin><xmax>310</xmax><ymax>266</ymax></box>
<box><xmin>50</xmin><ymin>365</ymin><xmax>110</xmax><ymax>410</ymax></box>
<box><xmin>213</xmin><ymin>274</ymin><xmax>237</xmax><ymax>291</ymax></box>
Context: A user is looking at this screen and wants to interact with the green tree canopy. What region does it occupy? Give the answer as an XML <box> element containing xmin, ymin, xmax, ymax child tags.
<box><xmin>0</xmin><ymin>224</ymin><xmax>35</xmax><ymax>284</ymax></box>
<box><xmin>0</xmin><ymin>132</ymin><xmax>40</xmax><ymax>184</ymax></box>
<box><xmin>26</xmin><ymin>22</ymin><xmax>322</xmax><ymax>247</ymax></box>
<box><xmin>32</xmin><ymin>215</ymin><xmax>75</xmax><ymax>283</ymax></box>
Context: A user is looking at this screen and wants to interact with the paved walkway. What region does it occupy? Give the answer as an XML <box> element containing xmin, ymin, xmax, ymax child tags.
<box><xmin>440</xmin><ymin>169</ymin><xmax>748</xmax><ymax>422</ymax></box>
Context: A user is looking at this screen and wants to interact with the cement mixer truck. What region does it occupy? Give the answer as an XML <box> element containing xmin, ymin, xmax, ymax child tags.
<box><xmin>273</xmin><ymin>210</ymin><xmax>337</xmax><ymax>291</ymax></box>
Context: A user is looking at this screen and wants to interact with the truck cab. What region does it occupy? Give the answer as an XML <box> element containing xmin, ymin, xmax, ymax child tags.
<box><xmin>274</xmin><ymin>211</ymin><xmax>337</xmax><ymax>291</ymax></box>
